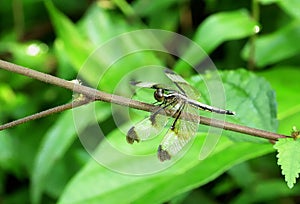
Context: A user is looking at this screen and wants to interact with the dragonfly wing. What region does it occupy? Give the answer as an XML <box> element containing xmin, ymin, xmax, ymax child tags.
<box><xmin>164</xmin><ymin>69</ymin><xmax>200</xmax><ymax>100</ymax></box>
<box><xmin>158</xmin><ymin>104</ymin><xmax>200</xmax><ymax>161</ymax></box>
<box><xmin>130</xmin><ymin>81</ymin><xmax>173</xmax><ymax>91</ymax></box>
<box><xmin>126</xmin><ymin>107</ymin><xmax>169</xmax><ymax>144</ymax></box>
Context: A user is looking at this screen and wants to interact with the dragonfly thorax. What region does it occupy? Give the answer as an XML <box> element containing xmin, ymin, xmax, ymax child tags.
<box><xmin>154</xmin><ymin>88</ymin><xmax>165</xmax><ymax>102</ymax></box>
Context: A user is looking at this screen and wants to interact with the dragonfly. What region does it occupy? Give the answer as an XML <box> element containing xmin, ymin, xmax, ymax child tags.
<box><xmin>126</xmin><ymin>69</ymin><xmax>235</xmax><ymax>162</ymax></box>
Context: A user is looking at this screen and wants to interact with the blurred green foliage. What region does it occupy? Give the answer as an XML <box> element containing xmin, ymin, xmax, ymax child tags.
<box><xmin>0</xmin><ymin>0</ymin><xmax>299</xmax><ymax>203</ymax></box>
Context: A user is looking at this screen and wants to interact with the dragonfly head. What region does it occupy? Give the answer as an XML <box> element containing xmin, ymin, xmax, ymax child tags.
<box><xmin>154</xmin><ymin>88</ymin><xmax>165</xmax><ymax>102</ymax></box>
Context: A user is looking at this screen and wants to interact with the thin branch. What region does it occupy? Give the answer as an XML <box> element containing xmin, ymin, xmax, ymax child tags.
<box><xmin>0</xmin><ymin>59</ymin><xmax>150</xmax><ymax>111</ymax></box>
<box><xmin>0</xmin><ymin>98</ymin><xmax>91</xmax><ymax>131</ymax></box>
<box><xmin>0</xmin><ymin>60</ymin><xmax>289</xmax><ymax>141</ymax></box>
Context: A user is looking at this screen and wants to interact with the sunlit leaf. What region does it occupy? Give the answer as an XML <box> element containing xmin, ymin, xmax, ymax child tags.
<box><xmin>194</xmin><ymin>9</ymin><xmax>258</xmax><ymax>54</ymax></box>
<box><xmin>274</xmin><ymin>138</ymin><xmax>300</xmax><ymax>188</ymax></box>
<box><xmin>258</xmin><ymin>0</ymin><xmax>279</xmax><ymax>5</ymax></box>
<box><xmin>277</xmin><ymin>0</ymin><xmax>300</xmax><ymax>19</ymax></box>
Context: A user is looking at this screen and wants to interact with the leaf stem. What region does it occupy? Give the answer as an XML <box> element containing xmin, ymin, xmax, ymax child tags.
<box><xmin>0</xmin><ymin>60</ymin><xmax>288</xmax><ymax>141</ymax></box>
<box><xmin>248</xmin><ymin>0</ymin><xmax>260</xmax><ymax>70</ymax></box>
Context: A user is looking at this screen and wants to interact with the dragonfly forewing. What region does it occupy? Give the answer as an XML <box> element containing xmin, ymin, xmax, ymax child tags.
<box><xmin>164</xmin><ymin>69</ymin><xmax>200</xmax><ymax>100</ymax></box>
<box><xmin>126</xmin><ymin>107</ymin><xmax>169</xmax><ymax>144</ymax></box>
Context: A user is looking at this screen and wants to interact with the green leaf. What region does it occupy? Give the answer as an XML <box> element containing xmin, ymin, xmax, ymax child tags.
<box><xmin>223</xmin><ymin>69</ymin><xmax>278</xmax><ymax>134</ymax></box>
<box><xmin>30</xmin><ymin>103</ymin><xmax>110</xmax><ymax>204</ymax></box>
<box><xmin>30</xmin><ymin>110</ymin><xmax>78</xmax><ymax>204</ymax></box>
<box><xmin>132</xmin><ymin>0</ymin><xmax>180</xmax><ymax>16</ymax></box>
<box><xmin>274</xmin><ymin>138</ymin><xmax>300</xmax><ymax>188</ymax></box>
<box><xmin>175</xmin><ymin>9</ymin><xmax>258</xmax><ymax>73</ymax></box>
<box><xmin>232</xmin><ymin>179</ymin><xmax>300</xmax><ymax>203</ymax></box>
<box><xmin>277</xmin><ymin>0</ymin><xmax>300</xmax><ymax>20</ymax></box>
<box><xmin>81</xmin><ymin>5</ymin><xmax>136</xmax><ymax>45</ymax></box>
<box><xmin>242</xmin><ymin>21</ymin><xmax>300</xmax><ymax>67</ymax></box>
<box><xmin>258</xmin><ymin>0</ymin><xmax>300</xmax><ymax>20</ymax></box>
<box><xmin>191</xmin><ymin>69</ymin><xmax>278</xmax><ymax>142</ymax></box>
<box><xmin>63</xmin><ymin>4</ymin><xmax>164</xmax><ymax>89</ymax></box>
<box><xmin>0</xmin><ymin>130</ymin><xmax>20</xmax><ymax>174</ymax></box>
<box><xmin>132</xmin><ymin>0</ymin><xmax>180</xmax><ymax>30</ymax></box>
<box><xmin>58</xmin><ymin>136</ymin><xmax>274</xmax><ymax>204</ymax></box>
<box><xmin>194</xmin><ymin>9</ymin><xmax>258</xmax><ymax>54</ymax></box>
<box><xmin>57</xmin><ymin>70</ymin><xmax>277</xmax><ymax>203</ymax></box>
<box><xmin>257</xmin><ymin>66</ymin><xmax>300</xmax><ymax>135</ymax></box>
<box><xmin>45</xmin><ymin>1</ymin><xmax>92</xmax><ymax>70</ymax></box>
<box><xmin>258</xmin><ymin>0</ymin><xmax>279</xmax><ymax>5</ymax></box>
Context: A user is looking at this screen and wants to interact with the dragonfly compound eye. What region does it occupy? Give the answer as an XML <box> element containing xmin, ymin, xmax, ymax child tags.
<box><xmin>154</xmin><ymin>89</ymin><xmax>164</xmax><ymax>102</ymax></box>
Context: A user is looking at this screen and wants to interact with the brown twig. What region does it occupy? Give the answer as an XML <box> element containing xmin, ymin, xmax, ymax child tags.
<box><xmin>0</xmin><ymin>98</ymin><xmax>91</xmax><ymax>130</ymax></box>
<box><xmin>0</xmin><ymin>60</ymin><xmax>288</xmax><ymax>140</ymax></box>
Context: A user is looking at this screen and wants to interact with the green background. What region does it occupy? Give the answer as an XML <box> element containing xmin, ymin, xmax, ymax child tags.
<box><xmin>0</xmin><ymin>0</ymin><xmax>299</xmax><ymax>203</ymax></box>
